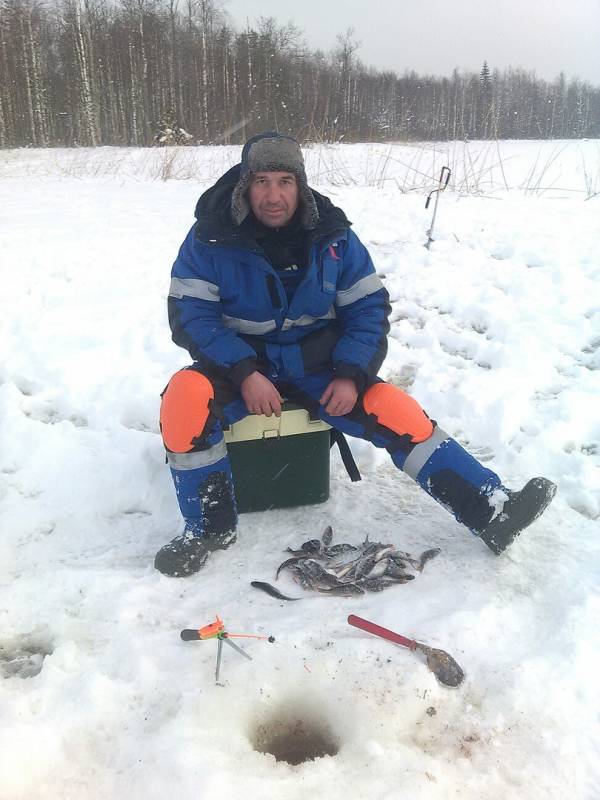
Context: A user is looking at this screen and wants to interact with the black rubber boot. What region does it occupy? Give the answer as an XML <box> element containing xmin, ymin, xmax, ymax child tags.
<box><xmin>155</xmin><ymin>471</ymin><xmax>238</xmax><ymax>577</ymax></box>
<box><xmin>154</xmin><ymin>527</ymin><xmax>237</xmax><ymax>577</ymax></box>
<box><xmin>478</xmin><ymin>477</ymin><xmax>557</xmax><ymax>554</ymax></box>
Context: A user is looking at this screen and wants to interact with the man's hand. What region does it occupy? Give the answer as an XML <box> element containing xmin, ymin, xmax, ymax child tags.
<box><xmin>319</xmin><ymin>378</ymin><xmax>358</xmax><ymax>416</ymax></box>
<box><xmin>241</xmin><ymin>372</ymin><xmax>283</xmax><ymax>417</ymax></box>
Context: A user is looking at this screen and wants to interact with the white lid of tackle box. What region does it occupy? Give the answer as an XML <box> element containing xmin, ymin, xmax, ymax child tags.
<box><xmin>223</xmin><ymin>403</ymin><xmax>331</xmax><ymax>443</ymax></box>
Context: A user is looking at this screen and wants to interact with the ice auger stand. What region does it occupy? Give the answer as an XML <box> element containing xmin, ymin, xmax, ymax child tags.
<box><xmin>425</xmin><ymin>166</ymin><xmax>451</xmax><ymax>249</ymax></box>
<box><xmin>180</xmin><ymin>615</ymin><xmax>274</xmax><ymax>684</ymax></box>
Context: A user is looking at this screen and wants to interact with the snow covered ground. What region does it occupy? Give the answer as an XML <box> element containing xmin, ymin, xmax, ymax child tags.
<box><xmin>0</xmin><ymin>139</ymin><xmax>599</xmax><ymax>799</ymax></box>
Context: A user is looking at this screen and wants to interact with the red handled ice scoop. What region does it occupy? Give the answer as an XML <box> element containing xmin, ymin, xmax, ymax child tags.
<box><xmin>348</xmin><ymin>614</ymin><xmax>465</xmax><ymax>688</ymax></box>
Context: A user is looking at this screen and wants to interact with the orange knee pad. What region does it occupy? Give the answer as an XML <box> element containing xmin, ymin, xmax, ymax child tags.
<box><xmin>363</xmin><ymin>383</ymin><xmax>433</xmax><ymax>443</ymax></box>
<box><xmin>160</xmin><ymin>369</ymin><xmax>215</xmax><ymax>453</ymax></box>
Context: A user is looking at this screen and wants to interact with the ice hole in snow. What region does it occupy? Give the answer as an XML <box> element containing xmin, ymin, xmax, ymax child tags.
<box><xmin>250</xmin><ymin>702</ymin><xmax>340</xmax><ymax>765</ymax></box>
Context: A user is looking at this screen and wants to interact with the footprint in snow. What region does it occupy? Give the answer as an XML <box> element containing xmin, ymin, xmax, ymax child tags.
<box><xmin>0</xmin><ymin>635</ymin><xmax>54</xmax><ymax>679</ymax></box>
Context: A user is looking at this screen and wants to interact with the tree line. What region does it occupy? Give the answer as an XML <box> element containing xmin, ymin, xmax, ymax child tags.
<box><xmin>1</xmin><ymin>0</ymin><xmax>599</xmax><ymax>148</ymax></box>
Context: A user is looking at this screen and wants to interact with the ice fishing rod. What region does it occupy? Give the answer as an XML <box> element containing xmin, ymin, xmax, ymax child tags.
<box><xmin>424</xmin><ymin>166</ymin><xmax>451</xmax><ymax>249</ymax></box>
<box><xmin>181</xmin><ymin>615</ymin><xmax>275</xmax><ymax>685</ymax></box>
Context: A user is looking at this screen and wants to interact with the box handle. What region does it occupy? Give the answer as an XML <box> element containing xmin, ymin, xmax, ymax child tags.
<box><xmin>262</xmin><ymin>429</ymin><xmax>280</xmax><ymax>440</ymax></box>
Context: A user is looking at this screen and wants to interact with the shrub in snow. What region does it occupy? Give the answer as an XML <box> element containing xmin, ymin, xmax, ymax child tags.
<box><xmin>154</xmin><ymin>110</ymin><xmax>193</xmax><ymax>146</ymax></box>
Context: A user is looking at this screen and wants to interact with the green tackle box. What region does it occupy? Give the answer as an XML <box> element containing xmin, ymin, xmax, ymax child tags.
<box><xmin>223</xmin><ymin>403</ymin><xmax>331</xmax><ymax>513</ymax></box>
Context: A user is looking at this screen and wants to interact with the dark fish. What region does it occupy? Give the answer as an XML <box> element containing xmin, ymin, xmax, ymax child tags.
<box><xmin>316</xmin><ymin>583</ymin><xmax>365</xmax><ymax>596</ymax></box>
<box><xmin>390</xmin><ymin>551</ymin><xmax>421</xmax><ymax>570</ymax></box>
<box><xmin>278</xmin><ymin>528</ymin><xmax>442</xmax><ymax>597</ymax></box>
<box><xmin>359</xmin><ymin>578</ymin><xmax>396</xmax><ymax>592</ymax></box>
<box><xmin>387</xmin><ymin>573</ymin><xmax>415</xmax><ymax>583</ymax></box>
<box><xmin>302</xmin><ymin>539</ymin><xmax>322</xmax><ymax>553</ymax></box>
<box><xmin>323</xmin><ymin>543</ymin><xmax>357</xmax><ymax>556</ymax></box>
<box><xmin>285</xmin><ymin>538</ymin><xmax>322</xmax><ymax>557</ymax></box>
<box><xmin>363</xmin><ymin>541</ymin><xmax>390</xmax><ymax>557</ymax></box>
<box><xmin>362</xmin><ymin>557</ymin><xmax>391</xmax><ymax>580</ymax></box>
<box><xmin>291</xmin><ymin>560</ymin><xmax>341</xmax><ymax>589</ymax></box>
<box><xmin>386</xmin><ymin>555</ymin><xmax>409</xmax><ymax>571</ymax></box>
<box><xmin>418</xmin><ymin>548</ymin><xmax>441</xmax><ymax>571</ymax></box>
<box><xmin>354</xmin><ymin>554</ymin><xmax>378</xmax><ymax>581</ymax></box>
<box><xmin>340</xmin><ymin>545</ymin><xmax>395</xmax><ymax>582</ymax></box>
<box><xmin>276</xmin><ymin>556</ymin><xmax>304</xmax><ymax>580</ymax></box>
<box><xmin>250</xmin><ymin>581</ymin><xmax>301</xmax><ymax>601</ymax></box>
<box><xmin>384</xmin><ymin>560</ymin><xmax>412</xmax><ymax>579</ymax></box>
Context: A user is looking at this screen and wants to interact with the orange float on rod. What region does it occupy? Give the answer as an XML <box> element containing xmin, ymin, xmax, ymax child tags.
<box><xmin>180</xmin><ymin>615</ymin><xmax>275</xmax><ymax>684</ymax></box>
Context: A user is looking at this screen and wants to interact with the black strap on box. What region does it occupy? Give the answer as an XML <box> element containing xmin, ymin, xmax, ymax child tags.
<box><xmin>275</xmin><ymin>382</ymin><xmax>362</xmax><ymax>483</ymax></box>
<box><xmin>330</xmin><ymin>429</ymin><xmax>362</xmax><ymax>482</ymax></box>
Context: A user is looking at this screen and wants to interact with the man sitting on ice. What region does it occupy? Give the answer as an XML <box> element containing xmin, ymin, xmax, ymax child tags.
<box><xmin>156</xmin><ymin>131</ymin><xmax>556</xmax><ymax>577</ymax></box>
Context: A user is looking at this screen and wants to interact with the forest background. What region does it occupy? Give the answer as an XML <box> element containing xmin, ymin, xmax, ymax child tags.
<box><xmin>2</xmin><ymin>0</ymin><xmax>600</xmax><ymax>148</ymax></box>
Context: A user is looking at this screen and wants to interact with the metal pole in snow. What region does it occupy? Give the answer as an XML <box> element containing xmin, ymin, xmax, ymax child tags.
<box><xmin>425</xmin><ymin>166</ymin><xmax>451</xmax><ymax>249</ymax></box>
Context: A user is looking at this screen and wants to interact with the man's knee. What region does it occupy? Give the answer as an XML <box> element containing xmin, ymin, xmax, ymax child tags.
<box><xmin>363</xmin><ymin>383</ymin><xmax>433</xmax><ymax>443</ymax></box>
<box><xmin>160</xmin><ymin>369</ymin><xmax>215</xmax><ymax>452</ymax></box>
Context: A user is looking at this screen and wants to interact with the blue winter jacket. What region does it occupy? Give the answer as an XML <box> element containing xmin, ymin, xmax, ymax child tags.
<box><xmin>168</xmin><ymin>165</ymin><xmax>391</xmax><ymax>391</ymax></box>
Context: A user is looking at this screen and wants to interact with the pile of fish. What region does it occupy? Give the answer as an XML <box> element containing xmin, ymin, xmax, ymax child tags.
<box><xmin>256</xmin><ymin>526</ymin><xmax>441</xmax><ymax>598</ymax></box>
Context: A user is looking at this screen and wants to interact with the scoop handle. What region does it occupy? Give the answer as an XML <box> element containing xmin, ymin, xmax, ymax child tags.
<box><xmin>347</xmin><ymin>615</ymin><xmax>416</xmax><ymax>650</ymax></box>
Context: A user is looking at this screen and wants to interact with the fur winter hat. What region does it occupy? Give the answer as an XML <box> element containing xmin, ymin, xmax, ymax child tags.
<box><xmin>231</xmin><ymin>131</ymin><xmax>319</xmax><ymax>229</ymax></box>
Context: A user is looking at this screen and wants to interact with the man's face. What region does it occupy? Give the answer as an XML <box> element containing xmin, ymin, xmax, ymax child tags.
<box><xmin>248</xmin><ymin>171</ymin><xmax>299</xmax><ymax>228</ymax></box>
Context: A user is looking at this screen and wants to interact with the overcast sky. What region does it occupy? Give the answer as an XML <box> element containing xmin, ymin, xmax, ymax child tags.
<box><xmin>222</xmin><ymin>0</ymin><xmax>600</xmax><ymax>85</ymax></box>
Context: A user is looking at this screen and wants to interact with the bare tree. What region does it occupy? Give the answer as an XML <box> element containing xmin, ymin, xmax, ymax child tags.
<box><xmin>1</xmin><ymin>0</ymin><xmax>599</xmax><ymax>147</ymax></box>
